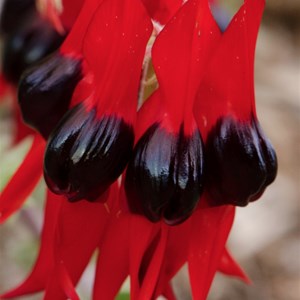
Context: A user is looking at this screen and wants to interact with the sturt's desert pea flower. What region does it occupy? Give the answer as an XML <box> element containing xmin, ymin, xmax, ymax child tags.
<box><xmin>194</xmin><ymin>0</ymin><xmax>277</xmax><ymax>207</ymax></box>
<box><xmin>0</xmin><ymin>0</ymin><xmax>277</xmax><ymax>299</ymax></box>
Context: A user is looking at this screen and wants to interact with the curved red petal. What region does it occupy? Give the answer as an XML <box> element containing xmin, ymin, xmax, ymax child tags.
<box><xmin>153</xmin><ymin>219</ymin><xmax>191</xmax><ymax>298</ymax></box>
<box><xmin>60</xmin><ymin>0</ymin><xmax>84</xmax><ymax>31</ymax></box>
<box><xmin>0</xmin><ymin>135</ymin><xmax>45</xmax><ymax>224</ymax></box>
<box><xmin>194</xmin><ymin>0</ymin><xmax>265</xmax><ymax>130</ymax></box>
<box><xmin>129</xmin><ymin>216</ymin><xmax>160</xmax><ymax>299</ymax></box>
<box><xmin>82</xmin><ymin>0</ymin><xmax>152</xmax><ymax>120</ymax></box>
<box><xmin>137</xmin><ymin>223</ymin><xmax>169</xmax><ymax>300</ymax></box>
<box><xmin>43</xmin><ymin>185</ymin><xmax>114</xmax><ymax>299</ymax></box>
<box><xmin>61</xmin><ymin>0</ymin><xmax>100</xmax><ymax>54</ymax></box>
<box><xmin>151</xmin><ymin>0</ymin><xmax>221</xmax><ymax>133</ymax></box>
<box><xmin>188</xmin><ymin>203</ymin><xmax>235</xmax><ymax>300</ymax></box>
<box><xmin>44</xmin><ymin>261</ymin><xmax>80</xmax><ymax>300</ymax></box>
<box><xmin>93</xmin><ymin>212</ymin><xmax>130</xmax><ymax>299</ymax></box>
<box><xmin>219</xmin><ymin>248</ymin><xmax>251</xmax><ymax>284</ymax></box>
<box><xmin>1</xmin><ymin>190</ymin><xmax>62</xmax><ymax>298</ymax></box>
<box><xmin>161</xmin><ymin>283</ymin><xmax>176</xmax><ymax>300</ymax></box>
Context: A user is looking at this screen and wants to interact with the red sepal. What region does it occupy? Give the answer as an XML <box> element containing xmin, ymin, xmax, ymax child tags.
<box><xmin>0</xmin><ymin>135</ymin><xmax>45</xmax><ymax>224</ymax></box>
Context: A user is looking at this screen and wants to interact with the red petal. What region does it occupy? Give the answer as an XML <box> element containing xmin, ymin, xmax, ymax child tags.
<box><xmin>218</xmin><ymin>248</ymin><xmax>251</xmax><ymax>283</ymax></box>
<box><xmin>161</xmin><ymin>283</ymin><xmax>176</xmax><ymax>300</ymax></box>
<box><xmin>44</xmin><ymin>261</ymin><xmax>80</xmax><ymax>300</ymax></box>
<box><xmin>93</xmin><ymin>211</ymin><xmax>130</xmax><ymax>299</ymax></box>
<box><xmin>82</xmin><ymin>0</ymin><xmax>152</xmax><ymax>120</ymax></box>
<box><xmin>61</xmin><ymin>0</ymin><xmax>100</xmax><ymax>54</ymax></box>
<box><xmin>137</xmin><ymin>223</ymin><xmax>169</xmax><ymax>300</ymax></box>
<box><xmin>154</xmin><ymin>219</ymin><xmax>191</xmax><ymax>298</ymax></box>
<box><xmin>0</xmin><ymin>135</ymin><xmax>45</xmax><ymax>224</ymax></box>
<box><xmin>195</xmin><ymin>0</ymin><xmax>265</xmax><ymax>130</ymax></box>
<box><xmin>151</xmin><ymin>0</ymin><xmax>221</xmax><ymax>133</ymax></box>
<box><xmin>1</xmin><ymin>190</ymin><xmax>62</xmax><ymax>298</ymax></box>
<box><xmin>43</xmin><ymin>185</ymin><xmax>114</xmax><ymax>299</ymax></box>
<box><xmin>188</xmin><ymin>203</ymin><xmax>235</xmax><ymax>300</ymax></box>
<box><xmin>129</xmin><ymin>216</ymin><xmax>160</xmax><ymax>299</ymax></box>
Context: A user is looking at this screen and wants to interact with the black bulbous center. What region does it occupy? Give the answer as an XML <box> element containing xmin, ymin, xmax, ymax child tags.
<box><xmin>1</xmin><ymin>12</ymin><xmax>65</xmax><ymax>84</ymax></box>
<box><xmin>205</xmin><ymin>116</ymin><xmax>277</xmax><ymax>206</ymax></box>
<box><xmin>18</xmin><ymin>53</ymin><xmax>82</xmax><ymax>138</ymax></box>
<box><xmin>0</xmin><ymin>0</ymin><xmax>35</xmax><ymax>35</ymax></box>
<box><xmin>125</xmin><ymin>123</ymin><xmax>205</xmax><ymax>225</ymax></box>
<box><xmin>44</xmin><ymin>103</ymin><xmax>134</xmax><ymax>202</ymax></box>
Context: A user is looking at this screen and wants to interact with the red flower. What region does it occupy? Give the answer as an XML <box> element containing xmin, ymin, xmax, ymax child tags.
<box><xmin>0</xmin><ymin>0</ymin><xmax>277</xmax><ymax>299</ymax></box>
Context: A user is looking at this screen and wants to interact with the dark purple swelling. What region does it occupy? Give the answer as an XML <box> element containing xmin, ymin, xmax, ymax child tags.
<box><xmin>205</xmin><ymin>116</ymin><xmax>277</xmax><ymax>206</ymax></box>
<box><xmin>125</xmin><ymin>123</ymin><xmax>205</xmax><ymax>225</ymax></box>
<box><xmin>2</xmin><ymin>12</ymin><xmax>65</xmax><ymax>84</ymax></box>
<box><xmin>44</xmin><ymin>103</ymin><xmax>134</xmax><ymax>202</ymax></box>
<box><xmin>18</xmin><ymin>53</ymin><xmax>82</xmax><ymax>139</ymax></box>
<box><xmin>0</xmin><ymin>0</ymin><xmax>35</xmax><ymax>35</ymax></box>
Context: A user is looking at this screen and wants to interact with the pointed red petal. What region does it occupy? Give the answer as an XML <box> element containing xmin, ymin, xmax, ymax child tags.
<box><xmin>129</xmin><ymin>216</ymin><xmax>160</xmax><ymax>299</ymax></box>
<box><xmin>218</xmin><ymin>248</ymin><xmax>251</xmax><ymax>284</ymax></box>
<box><xmin>1</xmin><ymin>190</ymin><xmax>62</xmax><ymax>298</ymax></box>
<box><xmin>137</xmin><ymin>224</ymin><xmax>169</xmax><ymax>300</ymax></box>
<box><xmin>93</xmin><ymin>212</ymin><xmax>130</xmax><ymax>299</ymax></box>
<box><xmin>161</xmin><ymin>283</ymin><xmax>176</xmax><ymax>300</ymax></box>
<box><xmin>151</xmin><ymin>0</ymin><xmax>221</xmax><ymax>132</ymax></box>
<box><xmin>154</xmin><ymin>219</ymin><xmax>191</xmax><ymax>298</ymax></box>
<box><xmin>43</xmin><ymin>185</ymin><xmax>114</xmax><ymax>298</ymax></box>
<box><xmin>82</xmin><ymin>0</ymin><xmax>152</xmax><ymax>120</ymax></box>
<box><xmin>188</xmin><ymin>203</ymin><xmax>235</xmax><ymax>300</ymax></box>
<box><xmin>44</xmin><ymin>261</ymin><xmax>80</xmax><ymax>300</ymax></box>
<box><xmin>0</xmin><ymin>135</ymin><xmax>45</xmax><ymax>224</ymax></box>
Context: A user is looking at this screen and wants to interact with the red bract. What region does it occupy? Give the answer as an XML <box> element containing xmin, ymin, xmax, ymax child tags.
<box><xmin>0</xmin><ymin>0</ymin><xmax>277</xmax><ymax>299</ymax></box>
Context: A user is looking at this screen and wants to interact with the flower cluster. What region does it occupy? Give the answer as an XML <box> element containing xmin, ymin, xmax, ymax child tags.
<box><xmin>0</xmin><ymin>0</ymin><xmax>277</xmax><ymax>299</ymax></box>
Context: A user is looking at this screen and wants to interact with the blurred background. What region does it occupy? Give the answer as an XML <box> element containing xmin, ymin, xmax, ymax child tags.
<box><xmin>0</xmin><ymin>0</ymin><xmax>299</xmax><ymax>299</ymax></box>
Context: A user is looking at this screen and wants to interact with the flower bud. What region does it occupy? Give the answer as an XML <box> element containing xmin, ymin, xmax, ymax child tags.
<box><xmin>205</xmin><ymin>116</ymin><xmax>277</xmax><ymax>206</ymax></box>
<box><xmin>125</xmin><ymin>123</ymin><xmax>205</xmax><ymax>225</ymax></box>
<box><xmin>18</xmin><ymin>53</ymin><xmax>82</xmax><ymax>138</ymax></box>
<box><xmin>44</xmin><ymin>103</ymin><xmax>134</xmax><ymax>202</ymax></box>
